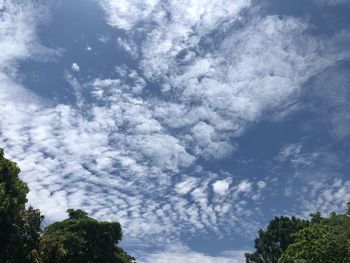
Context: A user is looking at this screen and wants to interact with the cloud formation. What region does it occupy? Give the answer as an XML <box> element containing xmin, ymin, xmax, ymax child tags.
<box><xmin>71</xmin><ymin>63</ymin><xmax>80</xmax><ymax>72</ymax></box>
<box><xmin>99</xmin><ymin>0</ymin><xmax>160</xmax><ymax>30</ymax></box>
<box><xmin>213</xmin><ymin>180</ymin><xmax>230</xmax><ymax>195</ymax></box>
<box><xmin>0</xmin><ymin>71</ymin><xmax>263</xmax><ymax>245</ymax></box>
<box><xmin>1</xmin><ymin>0</ymin><xmax>350</xmax><ymax>255</ymax></box>
<box><xmin>276</xmin><ymin>143</ymin><xmax>350</xmax><ymax>216</ymax></box>
<box><xmin>0</xmin><ymin>0</ymin><xmax>47</xmax><ymax>72</ymax></box>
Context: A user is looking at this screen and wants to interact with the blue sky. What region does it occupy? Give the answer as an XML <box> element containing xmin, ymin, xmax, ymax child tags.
<box><xmin>1</xmin><ymin>0</ymin><xmax>350</xmax><ymax>262</ymax></box>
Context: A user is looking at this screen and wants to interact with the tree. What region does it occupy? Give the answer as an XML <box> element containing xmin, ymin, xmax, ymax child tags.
<box><xmin>5</xmin><ymin>207</ymin><xmax>43</xmax><ymax>263</ymax></box>
<box><xmin>246</xmin><ymin>203</ymin><xmax>350</xmax><ymax>263</ymax></box>
<box><xmin>0</xmin><ymin>149</ymin><xmax>43</xmax><ymax>263</ymax></box>
<box><xmin>325</xmin><ymin>209</ymin><xmax>350</xmax><ymax>260</ymax></box>
<box><xmin>245</xmin><ymin>216</ymin><xmax>309</xmax><ymax>263</ymax></box>
<box><xmin>279</xmin><ymin>223</ymin><xmax>350</xmax><ymax>263</ymax></box>
<box><xmin>40</xmin><ymin>209</ymin><xmax>136</xmax><ymax>263</ymax></box>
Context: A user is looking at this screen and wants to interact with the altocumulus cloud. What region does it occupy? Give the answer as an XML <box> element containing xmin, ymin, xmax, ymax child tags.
<box><xmin>102</xmin><ymin>0</ymin><xmax>350</xmax><ymax>161</ymax></box>
<box><xmin>0</xmin><ymin>1</ymin><xmax>262</xmax><ymax>244</ymax></box>
<box><xmin>1</xmin><ymin>0</ymin><xmax>350</xmax><ymax>260</ymax></box>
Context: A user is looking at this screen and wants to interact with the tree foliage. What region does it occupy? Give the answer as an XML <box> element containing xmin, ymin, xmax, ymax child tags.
<box><xmin>0</xmin><ymin>149</ymin><xmax>28</xmax><ymax>221</ymax></box>
<box><xmin>246</xmin><ymin>204</ymin><xmax>350</xmax><ymax>263</ymax></box>
<box><xmin>245</xmin><ymin>216</ymin><xmax>309</xmax><ymax>263</ymax></box>
<box><xmin>279</xmin><ymin>223</ymin><xmax>350</xmax><ymax>263</ymax></box>
<box><xmin>40</xmin><ymin>209</ymin><xmax>136</xmax><ymax>263</ymax></box>
<box><xmin>0</xmin><ymin>149</ymin><xmax>43</xmax><ymax>263</ymax></box>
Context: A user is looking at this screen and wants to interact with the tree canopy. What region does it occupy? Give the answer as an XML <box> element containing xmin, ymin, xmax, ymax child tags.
<box><xmin>246</xmin><ymin>203</ymin><xmax>350</xmax><ymax>263</ymax></box>
<box><xmin>0</xmin><ymin>149</ymin><xmax>43</xmax><ymax>263</ymax></box>
<box><xmin>279</xmin><ymin>223</ymin><xmax>349</xmax><ymax>263</ymax></box>
<box><xmin>245</xmin><ymin>216</ymin><xmax>309</xmax><ymax>263</ymax></box>
<box><xmin>40</xmin><ymin>209</ymin><xmax>135</xmax><ymax>263</ymax></box>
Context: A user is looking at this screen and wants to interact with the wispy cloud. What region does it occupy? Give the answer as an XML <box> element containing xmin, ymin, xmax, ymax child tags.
<box><xmin>0</xmin><ymin>0</ymin><xmax>57</xmax><ymax>74</ymax></box>
<box><xmin>275</xmin><ymin>143</ymin><xmax>350</xmax><ymax>216</ymax></box>
<box><xmin>98</xmin><ymin>0</ymin><xmax>160</xmax><ymax>30</ymax></box>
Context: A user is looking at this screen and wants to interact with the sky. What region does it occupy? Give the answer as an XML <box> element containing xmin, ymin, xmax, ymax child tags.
<box><xmin>1</xmin><ymin>0</ymin><xmax>350</xmax><ymax>262</ymax></box>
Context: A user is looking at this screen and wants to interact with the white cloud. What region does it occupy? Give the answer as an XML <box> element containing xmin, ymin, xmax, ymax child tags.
<box><xmin>0</xmin><ymin>0</ymin><xmax>51</xmax><ymax>73</ymax></box>
<box><xmin>191</xmin><ymin>122</ymin><xmax>234</xmax><ymax>159</ymax></box>
<box><xmin>117</xmin><ymin>37</ymin><xmax>139</xmax><ymax>58</ymax></box>
<box><xmin>299</xmin><ymin>178</ymin><xmax>350</xmax><ymax>216</ymax></box>
<box><xmin>139</xmin><ymin>0</ymin><xmax>251</xmax><ymax>79</ymax></box>
<box><xmin>213</xmin><ymin>180</ymin><xmax>230</xmax><ymax>195</ymax></box>
<box><xmin>277</xmin><ymin>143</ymin><xmax>343</xmax><ymax>179</ymax></box>
<box><xmin>99</xmin><ymin>0</ymin><xmax>160</xmax><ymax>30</ymax></box>
<box><xmin>1</xmin><ymin>74</ymin><xmax>264</xmax><ymax>243</ymax></box>
<box><xmin>71</xmin><ymin>62</ymin><xmax>80</xmax><ymax>72</ymax></box>
<box><xmin>236</xmin><ymin>181</ymin><xmax>252</xmax><ymax>194</ymax></box>
<box><xmin>98</xmin><ymin>0</ymin><xmax>350</xmax><ymax>163</ymax></box>
<box><xmin>175</xmin><ymin>177</ymin><xmax>198</xmax><ymax>195</ymax></box>
<box><xmin>140</xmin><ymin>14</ymin><xmax>349</xmax><ymax>159</ymax></box>
<box><xmin>277</xmin><ymin>143</ymin><xmax>321</xmax><ymax>170</ymax></box>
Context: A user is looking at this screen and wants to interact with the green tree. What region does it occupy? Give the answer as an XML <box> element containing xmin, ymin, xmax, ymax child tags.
<box><xmin>245</xmin><ymin>216</ymin><xmax>309</xmax><ymax>263</ymax></box>
<box><xmin>323</xmin><ymin>208</ymin><xmax>350</xmax><ymax>260</ymax></box>
<box><xmin>279</xmin><ymin>223</ymin><xmax>350</xmax><ymax>263</ymax></box>
<box><xmin>40</xmin><ymin>209</ymin><xmax>136</xmax><ymax>263</ymax></box>
<box><xmin>0</xmin><ymin>149</ymin><xmax>43</xmax><ymax>263</ymax></box>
